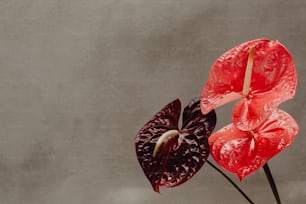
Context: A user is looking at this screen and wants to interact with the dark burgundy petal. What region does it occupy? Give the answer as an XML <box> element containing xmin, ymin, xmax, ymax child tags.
<box><xmin>135</xmin><ymin>99</ymin><xmax>181</xmax><ymax>192</ymax></box>
<box><xmin>182</xmin><ymin>97</ymin><xmax>216</xmax><ymax>135</ymax></box>
<box><xmin>161</xmin><ymin>98</ymin><xmax>216</xmax><ymax>188</ymax></box>
<box><xmin>135</xmin><ymin>98</ymin><xmax>216</xmax><ymax>192</ymax></box>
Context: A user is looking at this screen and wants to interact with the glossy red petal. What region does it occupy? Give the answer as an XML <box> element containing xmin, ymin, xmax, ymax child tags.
<box><xmin>201</xmin><ymin>39</ymin><xmax>269</xmax><ymax>114</ymax></box>
<box><xmin>209</xmin><ymin>109</ymin><xmax>298</xmax><ymax>180</ymax></box>
<box><xmin>209</xmin><ymin>124</ymin><xmax>258</xmax><ymax>180</ymax></box>
<box><xmin>232</xmin><ymin>93</ymin><xmax>279</xmax><ymax>131</ymax></box>
<box><xmin>233</xmin><ymin>41</ymin><xmax>297</xmax><ymax>130</ymax></box>
<box><xmin>254</xmin><ymin>109</ymin><xmax>299</xmax><ymax>160</ymax></box>
<box><xmin>201</xmin><ymin>39</ymin><xmax>297</xmax><ymax>130</ymax></box>
<box><xmin>251</xmin><ymin>40</ymin><xmax>297</xmax><ymax>97</ymax></box>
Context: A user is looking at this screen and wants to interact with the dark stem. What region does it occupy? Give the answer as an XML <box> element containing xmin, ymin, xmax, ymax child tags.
<box><xmin>263</xmin><ymin>163</ymin><xmax>281</xmax><ymax>204</ymax></box>
<box><xmin>207</xmin><ymin>160</ymin><xmax>254</xmax><ymax>204</ymax></box>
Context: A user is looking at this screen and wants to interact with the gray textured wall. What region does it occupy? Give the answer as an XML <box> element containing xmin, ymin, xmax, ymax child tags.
<box><xmin>0</xmin><ymin>0</ymin><xmax>305</xmax><ymax>203</ymax></box>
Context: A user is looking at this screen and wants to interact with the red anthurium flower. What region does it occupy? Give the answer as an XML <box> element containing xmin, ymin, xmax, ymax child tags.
<box><xmin>201</xmin><ymin>39</ymin><xmax>297</xmax><ymax>130</ymax></box>
<box><xmin>135</xmin><ymin>97</ymin><xmax>216</xmax><ymax>192</ymax></box>
<box><xmin>209</xmin><ymin>109</ymin><xmax>299</xmax><ymax>180</ymax></box>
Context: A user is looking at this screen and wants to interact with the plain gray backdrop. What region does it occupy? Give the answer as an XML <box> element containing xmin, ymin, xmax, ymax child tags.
<box><xmin>0</xmin><ymin>0</ymin><xmax>306</xmax><ymax>203</ymax></box>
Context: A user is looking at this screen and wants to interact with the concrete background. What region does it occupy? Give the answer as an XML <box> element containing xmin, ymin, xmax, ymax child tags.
<box><xmin>0</xmin><ymin>0</ymin><xmax>306</xmax><ymax>203</ymax></box>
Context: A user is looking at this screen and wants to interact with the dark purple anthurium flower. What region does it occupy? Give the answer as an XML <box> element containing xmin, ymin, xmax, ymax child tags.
<box><xmin>135</xmin><ymin>97</ymin><xmax>216</xmax><ymax>192</ymax></box>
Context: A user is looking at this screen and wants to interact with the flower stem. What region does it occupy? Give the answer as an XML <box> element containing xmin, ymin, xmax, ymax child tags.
<box><xmin>263</xmin><ymin>163</ymin><xmax>281</xmax><ymax>204</ymax></box>
<box><xmin>207</xmin><ymin>160</ymin><xmax>254</xmax><ymax>204</ymax></box>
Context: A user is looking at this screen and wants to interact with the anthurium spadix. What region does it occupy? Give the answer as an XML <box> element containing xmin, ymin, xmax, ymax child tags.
<box><xmin>200</xmin><ymin>39</ymin><xmax>297</xmax><ymax>131</ymax></box>
<box><xmin>135</xmin><ymin>97</ymin><xmax>216</xmax><ymax>192</ymax></box>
